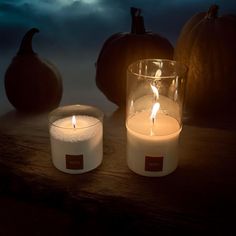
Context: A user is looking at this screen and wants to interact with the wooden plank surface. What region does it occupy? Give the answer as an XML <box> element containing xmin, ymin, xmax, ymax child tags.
<box><xmin>0</xmin><ymin>108</ymin><xmax>236</xmax><ymax>234</ymax></box>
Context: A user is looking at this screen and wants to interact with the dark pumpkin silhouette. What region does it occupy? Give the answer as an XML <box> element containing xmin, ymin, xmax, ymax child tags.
<box><xmin>174</xmin><ymin>5</ymin><xmax>236</xmax><ymax>118</ymax></box>
<box><xmin>96</xmin><ymin>7</ymin><xmax>174</xmax><ymax>107</ymax></box>
<box><xmin>5</xmin><ymin>28</ymin><xmax>63</xmax><ymax>113</ymax></box>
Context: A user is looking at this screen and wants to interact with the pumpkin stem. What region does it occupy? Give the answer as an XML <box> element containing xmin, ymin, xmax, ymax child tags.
<box><xmin>130</xmin><ymin>7</ymin><xmax>146</xmax><ymax>34</ymax></box>
<box><xmin>17</xmin><ymin>28</ymin><xmax>39</xmax><ymax>55</ymax></box>
<box><xmin>206</xmin><ymin>5</ymin><xmax>219</xmax><ymax>19</ymax></box>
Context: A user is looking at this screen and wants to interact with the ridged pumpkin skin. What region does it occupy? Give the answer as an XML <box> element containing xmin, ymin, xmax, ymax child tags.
<box><xmin>96</xmin><ymin>8</ymin><xmax>173</xmax><ymax>107</ymax></box>
<box><xmin>5</xmin><ymin>28</ymin><xmax>63</xmax><ymax>113</ymax></box>
<box><xmin>174</xmin><ymin>5</ymin><xmax>236</xmax><ymax>118</ymax></box>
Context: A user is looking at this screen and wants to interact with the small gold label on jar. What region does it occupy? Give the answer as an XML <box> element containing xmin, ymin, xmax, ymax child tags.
<box><xmin>65</xmin><ymin>154</ymin><xmax>84</xmax><ymax>170</ymax></box>
<box><xmin>145</xmin><ymin>156</ymin><xmax>163</xmax><ymax>171</ymax></box>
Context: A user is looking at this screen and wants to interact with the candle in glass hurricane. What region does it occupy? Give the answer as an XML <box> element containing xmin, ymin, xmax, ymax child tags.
<box><xmin>126</xmin><ymin>59</ymin><xmax>187</xmax><ymax>177</ymax></box>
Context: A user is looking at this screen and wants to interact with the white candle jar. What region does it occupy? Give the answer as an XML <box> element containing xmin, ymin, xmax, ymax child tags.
<box><xmin>49</xmin><ymin>105</ymin><xmax>103</xmax><ymax>174</ymax></box>
<box><xmin>126</xmin><ymin>59</ymin><xmax>187</xmax><ymax>177</ymax></box>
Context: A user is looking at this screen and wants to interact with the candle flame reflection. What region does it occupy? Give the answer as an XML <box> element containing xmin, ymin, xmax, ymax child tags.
<box><xmin>150</xmin><ymin>84</ymin><xmax>159</xmax><ymax>101</ymax></box>
<box><xmin>155</xmin><ymin>69</ymin><xmax>162</xmax><ymax>77</ymax></box>
<box><xmin>150</xmin><ymin>83</ymin><xmax>160</xmax><ymax>135</ymax></box>
<box><xmin>72</xmin><ymin>115</ymin><xmax>76</xmax><ymax>128</ymax></box>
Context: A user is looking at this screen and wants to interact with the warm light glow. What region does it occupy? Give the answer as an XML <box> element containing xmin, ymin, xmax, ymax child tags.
<box><xmin>150</xmin><ymin>102</ymin><xmax>160</xmax><ymax>123</ymax></box>
<box><xmin>145</xmin><ymin>65</ymin><xmax>148</xmax><ymax>75</ymax></box>
<box><xmin>174</xmin><ymin>90</ymin><xmax>178</xmax><ymax>101</ymax></box>
<box><xmin>139</xmin><ymin>61</ymin><xmax>142</xmax><ymax>75</ymax></box>
<box><xmin>155</xmin><ymin>69</ymin><xmax>162</xmax><ymax>77</ymax></box>
<box><xmin>130</xmin><ymin>100</ymin><xmax>135</xmax><ymax>114</ymax></box>
<box><xmin>72</xmin><ymin>115</ymin><xmax>76</xmax><ymax>128</ymax></box>
<box><xmin>171</xmin><ymin>79</ymin><xmax>175</xmax><ymax>86</ymax></box>
<box><xmin>150</xmin><ymin>84</ymin><xmax>159</xmax><ymax>101</ymax></box>
<box><xmin>153</xmin><ymin>61</ymin><xmax>163</xmax><ymax>68</ymax></box>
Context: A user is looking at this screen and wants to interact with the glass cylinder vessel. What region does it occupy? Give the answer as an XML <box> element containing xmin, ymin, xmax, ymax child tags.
<box><xmin>126</xmin><ymin>59</ymin><xmax>187</xmax><ymax>177</ymax></box>
<box><xmin>49</xmin><ymin>104</ymin><xmax>104</xmax><ymax>174</ymax></box>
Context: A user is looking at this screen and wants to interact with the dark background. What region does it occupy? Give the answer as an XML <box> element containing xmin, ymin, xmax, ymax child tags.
<box><xmin>0</xmin><ymin>1</ymin><xmax>236</xmax><ymax>235</ymax></box>
<box><xmin>0</xmin><ymin>0</ymin><xmax>236</xmax><ymax>113</ymax></box>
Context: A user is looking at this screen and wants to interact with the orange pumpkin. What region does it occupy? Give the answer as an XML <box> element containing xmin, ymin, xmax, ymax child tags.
<box><xmin>96</xmin><ymin>7</ymin><xmax>174</xmax><ymax>107</ymax></box>
<box><xmin>174</xmin><ymin>5</ymin><xmax>236</xmax><ymax>118</ymax></box>
<box><xmin>5</xmin><ymin>28</ymin><xmax>63</xmax><ymax>113</ymax></box>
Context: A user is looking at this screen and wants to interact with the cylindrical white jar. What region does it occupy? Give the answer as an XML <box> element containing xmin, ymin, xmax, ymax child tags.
<box><xmin>49</xmin><ymin>105</ymin><xmax>103</xmax><ymax>174</ymax></box>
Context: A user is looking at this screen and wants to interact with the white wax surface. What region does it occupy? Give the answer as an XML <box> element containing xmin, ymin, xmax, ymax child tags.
<box><xmin>50</xmin><ymin>116</ymin><xmax>100</xmax><ymax>141</ymax></box>
<box><xmin>126</xmin><ymin>111</ymin><xmax>181</xmax><ymax>177</ymax></box>
<box><xmin>50</xmin><ymin>115</ymin><xmax>103</xmax><ymax>174</ymax></box>
<box><xmin>127</xmin><ymin>112</ymin><xmax>180</xmax><ymax>137</ymax></box>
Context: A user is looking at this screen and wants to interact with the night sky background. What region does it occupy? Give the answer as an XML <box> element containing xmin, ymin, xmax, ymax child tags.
<box><xmin>0</xmin><ymin>0</ymin><xmax>236</xmax><ymax>113</ymax></box>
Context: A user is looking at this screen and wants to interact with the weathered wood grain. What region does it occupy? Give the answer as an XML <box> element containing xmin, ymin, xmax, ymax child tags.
<box><xmin>0</xmin><ymin>109</ymin><xmax>236</xmax><ymax>234</ymax></box>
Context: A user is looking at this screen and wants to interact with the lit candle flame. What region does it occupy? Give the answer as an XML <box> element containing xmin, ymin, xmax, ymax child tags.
<box><xmin>150</xmin><ymin>102</ymin><xmax>160</xmax><ymax>125</ymax></box>
<box><xmin>72</xmin><ymin>115</ymin><xmax>76</xmax><ymax>128</ymax></box>
<box><xmin>150</xmin><ymin>102</ymin><xmax>160</xmax><ymax>136</ymax></box>
<box><xmin>150</xmin><ymin>84</ymin><xmax>159</xmax><ymax>101</ymax></box>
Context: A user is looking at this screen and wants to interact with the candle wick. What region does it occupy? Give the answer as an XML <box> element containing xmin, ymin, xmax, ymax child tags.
<box><xmin>150</xmin><ymin>118</ymin><xmax>155</xmax><ymax>136</ymax></box>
